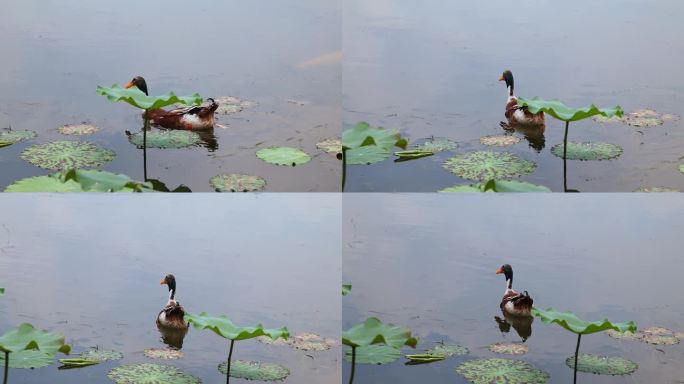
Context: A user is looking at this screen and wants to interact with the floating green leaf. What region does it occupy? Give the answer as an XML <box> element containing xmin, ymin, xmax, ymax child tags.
<box><xmin>679</xmin><ymin>164</ymin><xmax>684</xmax><ymax>175</ymax></box>
<box><xmin>0</xmin><ymin>130</ymin><xmax>37</xmax><ymax>143</ymax></box>
<box><xmin>342</xmin><ymin>317</ymin><xmax>418</xmax><ymax>349</ymax></box>
<box><xmin>550</xmin><ymin>142</ymin><xmax>622</xmax><ymax>161</ymax></box>
<box><xmin>516</xmin><ymin>97</ymin><xmax>623</xmax><ymax>122</ymax></box>
<box><xmin>0</xmin><ymin>323</ymin><xmax>71</xmax><ymax>355</ymax></box>
<box><xmin>128</xmin><ymin>130</ymin><xmax>201</xmax><ymax>149</ymax></box>
<box><xmin>394</xmin><ymin>150</ymin><xmax>433</xmax><ymax>160</ymax></box>
<box><xmin>213</xmin><ymin>96</ymin><xmax>257</xmax><ymax>115</ymax></box>
<box><xmin>443</xmin><ymin>151</ymin><xmax>536</xmax><ymax>181</ymax></box>
<box><xmin>411</xmin><ymin>138</ymin><xmax>457</xmax><ymax>153</ymax></box>
<box><xmin>58</xmin><ymin>124</ymin><xmax>99</xmax><ymax>136</ymax></box>
<box><xmin>633</xmin><ymin>186</ymin><xmax>679</xmax><ymax>193</ymax></box>
<box><xmin>256</xmin><ymin>147</ymin><xmax>311</xmax><ymax>166</ymax></box>
<box><xmin>489</xmin><ymin>342</ymin><xmax>528</xmax><ymax>355</ymax></box>
<box><xmin>342</xmin><ymin>122</ymin><xmax>408</xmax><ymax>151</ymax></box>
<box><xmin>210</xmin><ymin>174</ymin><xmax>266</xmax><ymax>192</ymax></box>
<box><xmin>185</xmin><ymin>312</ymin><xmax>289</xmax><ymax>341</ymax></box>
<box><xmin>316</xmin><ymin>138</ymin><xmax>342</xmax><ymax>155</ymax></box>
<box><xmin>531</xmin><ymin>308</ymin><xmax>636</xmax><ymax>335</ymax></box>
<box><xmin>58</xmin><ymin>357</ymin><xmax>100</xmax><ymax>369</ymax></box>
<box><xmin>96</xmin><ymin>85</ymin><xmax>202</xmax><ymax>110</ymax></box>
<box><xmin>0</xmin><ymin>350</ymin><xmax>53</xmax><ymax>369</ymax></box>
<box><xmin>480</xmin><ymin>135</ymin><xmax>520</xmax><ymax>147</ymax></box>
<box><xmin>257</xmin><ymin>332</ymin><xmax>337</xmax><ymax>351</ymax></box>
<box><xmin>21</xmin><ymin>141</ymin><xmax>115</xmax><ymax>171</ymax></box>
<box><xmin>439</xmin><ymin>180</ymin><xmax>551</xmax><ymax>193</ymax></box>
<box><xmin>456</xmin><ymin>358</ymin><xmax>549</xmax><ymax>384</ymax></box>
<box><xmin>79</xmin><ymin>348</ymin><xmax>123</xmax><ymax>362</ymax></box>
<box><xmin>218</xmin><ymin>360</ymin><xmax>290</xmax><ymax>381</ymax></box>
<box><xmin>346</xmin><ymin>145</ymin><xmax>390</xmax><ymax>165</ymax></box>
<box><xmin>620</xmin><ymin>109</ymin><xmax>679</xmax><ymax>127</ymax></box>
<box><xmin>108</xmin><ymin>363</ymin><xmax>201</xmax><ymax>384</ymax></box>
<box><xmin>404</xmin><ymin>353</ymin><xmax>445</xmax><ymax>364</ymax></box>
<box><xmin>4</xmin><ymin>175</ymin><xmax>83</xmax><ymax>192</ymax></box>
<box><xmin>641</xmin><ymin>327</ymin><xmax>680</xmax><ymax>345</ymax></box>
<box><xmin>344</xmin><ymin>345</ymin><xmax>400</xmax><ymax>365</ymax></box>
<box><xmin>144</xmin><ymin>348</ymin><xmax>184</xmax><ymax>360</ymax></box>
<box><xmin>0</xmin><ymin>141</ymin><xmax>11</xmax><ymax>148</ymax></box>
<box><xmin>425</xmin><ymin>343</ymin><xmax>468</xmax><ymax>358</ymax></box>
<box><xmin>0</xmin><ymin>287</ymin><xmax>4</xmax><ymax>296</ymax></box>
<box><xmin>342</xmin><ymin>284</ymin><xmax>352</xmax><ymax>296</ymax></box>
<box><xmin>4</xmin><ymin>170</ymin><xmax>152</xmax><ymax>193</ymax></box>
<box><xmin>565</xmin><ymin>354</ymin><xmax>637</xmax><ymax>376</ymax></box>
<box><xmin>605</xmin><ymin>329</ymin><xmax>643</xmax><ymax>341</ymax></box>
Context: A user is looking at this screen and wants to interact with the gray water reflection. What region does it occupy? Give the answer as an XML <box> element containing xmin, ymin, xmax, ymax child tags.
<box><xmin>344</xmin><ymin>0</ymin><xmax>684</xmax><ymax>192</ymax></box>
<box><xmin>343</xmin><ymin>194</ymin><xmax>684</xmax><ymax>383</ymax></box>
<box><xmin>0</xmin><ymin>194</ymin><xmax>340</xmax><ymax>383</ymax></box>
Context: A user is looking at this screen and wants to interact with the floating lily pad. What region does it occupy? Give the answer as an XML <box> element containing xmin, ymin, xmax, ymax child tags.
<box><xmin>128</xmin><ymin>130</ymin><xmax>201</xmax><ymax>149</ymax></box>
<box><xmin>80</xmin><ymin>348</ymin><xmax>123</xmax><ymax>362</ymax></box>
<box><xmin>621</xmin><ymin>109</ymin><xmax>679</xmax><ymax>127</ymax></box>
<box><xmin>256</xmin><ymin>335</ymin><xmax>290</xmax><ymax>346</ymax></box>
<box><xmin>218</xmin><ymin>360</ymin><xmax>290</xmax><ymax>381</ymax></box>
<box><xmin>489</xmin><ymin>342</ymin><xmax>528</xmax><ymax>355</ymax></box>
<box><xmin>679</xmin><ymin>164</ymin><xmax>684</xmax><ymax>175</ymax></box>
<box><xmin>58</xmin><ymin>357</ymin><xmax>100</xmax><ymax>369</ymax></box>
<box><xmin>346</xmin><ymin>145</ymin><xmax>390</xmax><ymax>165</ymax></box>
<box><xmin>412</xmin><ymin>138</ymin><xmax>458</xmax><ymax>153</ymax></box>
<box><xmin>210</xmin><ymin>174</ymin><xmax>266</xmax><ymax>192</ymax></box>
<box><xmin>566</xmin><ymin>354</ymin><xmax>637</xmax><ymax>376</ymax></box>
<box><xmin>5</xmin><ymin>170</ymin><xmax>151</xmax><ymax>193</ymax></box>
<box><xmin>58</xmin><ymin>123</ymin><xmax>99</xmax><ymax>136</ymax></box>
<box><xmin>443</xmin><ymin>151</ymin><xmax>536</xmax><ymax>181</ymax></box>
<box><xmin>144</xmin><ymin>348</ymin><xmax>184</xmax><ymax>360</ymax></box>
<box><xmin>633</xmin><ymin>186</ymin><xmax>679</xmax><ymax>193</ymax></box>
<box><xmin>108</xmin><ymin>363</ymin><xmax>200</xmax><ymax>384</ymax></box>
<box><xmin>480</xmin><ymin>135</ymin><xmax>521</xmax><ymax>147</ymax></box>
<box><xmin>214</xmin><ymin>96</ymin><xmax>257</xmax><ymax>115</ymax></box>
<box><xmin>456</xmin><ymin>358</ymin><xmax>549</xmax><ymax>384</ymax></box>
<box><xmin>404</xmin><ymin>353</ymin><xmax>446</xmax><ymax>364</ymax></box>
<box><xmin>394</xmin><ymin>150</ymin><xmax>434</xmax><ymax>159</ymax></box>
<box><xmin>5</xmin><ymin>175</ymin><xmax>84</xmax><ymax>192</ymax></box>
<box><xmin>550</xmin><ymin>142</ymin><xmax>623</xmax><ymax>161</ymax></box>
<box><xmin>256</xmin><ymin>147</ymin><xmax>311</xmax><ymax>166</ymax></box>
<box><xmin>426</xmin><ymin>343</ymin><xmax>468</xmax><ymax>358</ymax></box>
<box><xmin>316</xmin><ymin>138</ymin><xmax>342</xmax><ymax>155</ymax></box>
<box><xmin>606</xmin><ymin>329</ymin><xmax>643</xmax><ymax>341</ymax></box>
<box><xmin>641</xmin><ymin>327</ymin><xmax>680</xmax><ymax>345</ymax></box>
<box><xmin>344</xmin><ymin>345</ymin><xmax>401</xmax><ymax>365</ymax></box>
<box><xmin>342</xmin><ymin>317</ymin><xmax>418</xmax><ymax>349</ymax></box>
<box><xmin>439</xmin><ymin>180</ymin><xmax>551</xmax><ymax>193</ymax></box>
<box><xmin>0</xmin><ymin>130</ymin><xmax>37</xmax><ymax>143</ymax></box>
<box><xmin>0</xmin><ymin>140</ymin><xmax>11</xmax><ymax>148</ymax></box>
<box><xmin>21</xmin><ymin>141</ymin><xmax>115</xmax><ymax>170</ymax></box>
<box><xmin>0</xmin><ymin>349</ymin><xmax>54</xmax><ymax>369</ymax></box>
<box><xmin>257</xmin><ymin>332</ymin><xmax>336</xmax><ymax>351</ymax></box>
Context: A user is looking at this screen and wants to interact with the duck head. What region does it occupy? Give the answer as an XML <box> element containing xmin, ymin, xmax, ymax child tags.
<box><xmin>496</xmin><ymin>264</ymin><xmax>513</xmax><ymax>289</ymax></box>
<box><xmin>160</xmin><ymin>274</ymin><xmax>177</xmax><ymax>300</ymax></box>
<box><xmin>498</xmin><ymin>70</ymin><xmax>514</xmax><ymax>96</ymax></box>
<box><xmin>125</xmin><ymin>76</ymin><xmax>149</xmax><ymax>96</ymax></box>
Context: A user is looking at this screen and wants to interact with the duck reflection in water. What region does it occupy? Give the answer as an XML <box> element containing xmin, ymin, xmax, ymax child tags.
<box><xmin>500</xmin><ymin>121</ymin><xmax>545</xmax><ymax>152</ymax></box>
<box><xmin>495</xmin><ymin>312</ymin><xmax>534</xmax><ymax>341</ymax></box>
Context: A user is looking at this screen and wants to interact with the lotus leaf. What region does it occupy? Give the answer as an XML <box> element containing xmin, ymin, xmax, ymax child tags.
<box><xmin>531</xmin><ymin>308</ymin><xmax>636</xmax><ymax>335</ymax></box>
<box><xmin>58</xmin><ymin>124</ymin><xmax>98</xmax><ymax>136</ymax></box>
<box><xmin>256</xmin><ymin>147</ymin><xmax>311</xmax><ymax>166</ymax></box>
<box><xmin>565</xmin><ymin>354</ymin><xmax>637</xmax><ymax>376</ymax></box>
<box><xmin>550</xmin><ymin>142</ymin><xmax>622</xmax><ymax>161</ymax></box>
<box><xmin>345</xmin><ymin>145</ymin><xmax>390</xmax><ymax>165</ymax></box>
<box><xmin>5</xmin><ymin>170</ymin><xmax>151</xmax><ymax>193</ymax></box>
<box><xmin>144</xmin><ymin>348</ymin><xmax>184</xmax><ymax>360</ymax></box>
<box><xmin>58</xmin><ymin>357</ymin><xmax>100</xmax><ymax>369</ymax></box>
<box><xmin>679</xmin><ymin>164</ymin><xmax>684</xmax><ymax>175</ymax></box>
<box><xmin>184</xmin><ymin>312</ymin><xmax>289</xmax><ymax>341</ymax></box>
<box><xmin>633</xmin><ymin>186</ymin><xmax>679</xmax><ymax>193</ymax></box>
<box><xmin>316</xmin><ymin>138</ymin><xmax>342</xmax><ymax>155</ymax></box>
<box><xmin>257</xmin><ymin>332</ymin><xmax>337</xmax><ymax>351</ymax></box>
<box><xmin>425</xmin><ymin>343</ymin><xmax>468</xmax><ymax>358</ymax></box>
<box><xmin>620</xmin><ymin>109</ymin><xmax>679</xmax><ymax>127</ymax></box>
<box><xmin>605</xmin><ymin>329</ymin><xmax>642</xmax><ymax>341</ymax></box>
<box><xmin>404</xmin><ymin>354</ymin><xmax>445</xmax><ymax>364</ymax></box>
<box><xmin>0</xmin><ymin>287</ymin><xmax>3</xmax><ymax>296</ymax></box>
<box><xmin>21</xmin><ymin>141</ymin><xmax>115</xmax><ymax>170</ymax></box>
<box><xmin>218</xmin><ymin>360</ymin><xmax>290</xmax><ymax>381</ymax></box>
<box><xmin>0</xmin><ymin>141</ymin><xmax>11</xmax><ymax>148</ymax></box>
<box><xmin>0</xmin><ymin>323</ymin><xmax>71</xmax><ymax>355</ymax></box>
<box><xmin>394</xmin><ymin>150</ymin><xmax>434</xmax><ymax>159</ymax></box>
<box><xmin>342</xmin><ymin>284</ymin><xmax>352</xmax><ymax>296</ymax></box>
<box><xmin>213</xmin><ymin>96</ymin><xmax>257</xmax><ymax>115</ymax></box>
<box><xmin>480</xmin><ymin>135</ymin><xmax>520</xmax><ymax>147</ymax></box>
<box><xmin>641</xmin><ymin>327</ymin><xmax>679</xmax><ymax>345</ymax></box>
<box><xmin>4</xmin><ymin>175</ymin><xmax>84</xmax><ymax>192</ymax></box>
<box><xmin>489</xmin><ymin>342</ymin><xmax>528</xmax><ymax>355</ymax></box>
<box><xmin>342</xmin><ymin>317</ymin><xmax>418</xmax><ymax>349</ymax></box>
<box><xmin>108</xmin><ymin>363</ymin><xmax>201</xmax><ymax>384</ymax></box>
<box><xmin>96</xmin><ymin>85</ymin><xmax>202</xmax><ymax>110</ymax></box>
<box><xmin>128</xmin><ymin>130</ymin><xmax>201</xmax><ymax>149</ymax></box>
<box><xmin>210</xmin><ymin>174</ymin><xmax>266</xmax><ymax>192</ymax></box>
<box><xmin>443</xmin><ymin>151</ymin><xmax>536</xmax><ymax>181</ymax></box>
<box><xmin>516</xmin><ymin>97</ymin><xmax>623</xmax><ymax>122</ymax></box>
<box><xmin>455</xmin><ymin>358</ymin><xmax>549</xmax><ymax>384</ymax></box>
<box><xmin>411</xmin><ymin>138</ymin><xmax>457</xmax><ymax>153</ymax></box>
<box><xmin>79</xmin><ymin>348</ymin><xmax>123</xmax><ymax>362</ymax></box>
<box><xmin>0</xmin><ymin>130</ymin><xmax>37</xmax><ymax>143</ymax></box>
<box><xmin>439</xmin><ymin>180</ymin><xmax>551</xmax><ymax>193</ymax></box>
<box><xmin>344</xmin><ymin>345</ymin><xmax>400</xmax><ymax>365</ymax></box>
<box><xmin>342</xmin><ymin>122</ymin><xmax>408</xmax><ymax>151</ymax></box>
<box><xmin>0</xmin><ymin>349</ymin><xmax>53</xmax><ymax>369</ymax></box>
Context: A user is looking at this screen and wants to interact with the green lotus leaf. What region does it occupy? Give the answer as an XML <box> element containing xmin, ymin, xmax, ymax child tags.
<box><xmin>411</xmin><ymin>138</ymin><xmax>457</xmax><ymax>153</ymax></box>
<box><xmin>79</xmin><ymin>348</ymin><xmax>123</xmax><ymax>362</ymax></box>
<box><xmin>0</xmin><ymin>349</ymin><xmax>54</xmax><ymax>369</ymax></box>
<box><xmin>516</xmin><ymin>97</ymin><xmax>623</xmax><ymax>122</ymax></box>
<box><xmin>633</xmin><ymin>186</ymin><xmax>679</xmax><ymax>193</ymax></box>
<box><xmin>404</xmin><ymin>353</ymin><xmax>446</xmax><ymax>364</ymax></box>
<box><xmin>344</xmin><ymin>344</ymin><xmax>400</xmax><ymax>365</ymax></box>
<box><xmin>144</xmin><ymin>348</ymin><xmax>184</xmax><ymax>360</ymax></box>
<box><xmin>258</xmin><ymin>332</ymin><xmax>337</xmax><ymax>351</ymax></box>
<box><xmin>5</xmin><ymin>175</ymin><xmax>84</xmax><ymax>192</ymax></box>
<box><xmin>108</xmin><ymin>363</ymin><xmax>201</xmax><ymax>384</ymax></box>
<box><xmin>566</xmin><ymin>353</ymin><xmax>637</xmax><ymax>375</ymax></box>
<box><xmin>346</xmin><ymin>145</ymin><xmax>390</xmax><ymax>165</ymax></box>
<box><xmin>128</xmin><ymin>130</ymin><xmax>202</xmax><ymax>149</ymax></box>
<box><xmin>256</xmin><ymin>147</ymin><xmax>311</xmax><ymax>166</ymax></box>
<box><xmin>641</xmin><ymin>327</ymin><xmax>680</xmax><ymax>345</ymax></box>
<box><xmin>679</xmin><ymin>164</ymin><xmax>684</xmax><ymax>175</ymax></box>
<box><xmin>4</xmin><ymin>170</ymin><xmax>152</xmax><ymax>193</ymax></box>
<box><xmin>213</xmin><ymin>96</ymin><xmax>257</xmax><ymax>115</ymax></box>
<box><xmin>58</xmin><ymin>124</ymin><xmax>98</xmax><ymax>136</ymax></box>
<box><xmin>96</xmin><ymin>85</ymin><xmax>202</xmax><ymax>110</ymax></box>
<box><xmin>210</xmin><ymin>174</ymin><xmax>266</xmax><ymax>192</ymax></box>
<box><xmin>394</xmin><ymin>150</ymin><xmax>434</xmax><ymax>159</ymax></box>
<box><xmin>218</xmin><ymin>360</ymin><xmax>290</xmax><ymax>381</ymax></box>
<box><xmin>184</xmin><ymin>312</ymin><xmax>289</xmax><ymax>341</ymax></box>
<box><xmin>342</xmin><ymin>284</ymin><xmax>352</xmax><ymax>296</ymax></box>
<box><xmin>489</xmin><ymin>342</ymin><xmax>528</xmax><ymax>355</ymax></box>
<box><xmin>58</xmin><ymin>357</ymin><xmax>100</xmax><ymax>369</ymax></box>
<box><xmin>0</xmin><ymin>141</ymin><xmax>11</xmax><ymax>148</ymax></box>
<box><xmin>606</xmin><ymin>329</ymin><xmax>643</xmax><ymax>341</ymax></box>
<box><xmin>480</xmin><ymin>135</ymin><xmax>521</xmax><ymax>147</ymax></box>
<box><xmin>621</xmin><ymin>109</ymin><xmax>679</xmax><ymax>127</ymax></box>
<box><xmin>443</xmin><ymin>151</ymin><xmax>537</xmax><ymax>181</ymax></box>
<box><xmin>342</xmin><ymin>122</ymin><xmax>408</xmax><ymax>150</ymax></box>
<box><xmin>0</xmin><ymin>287</ymin><xmax>4</xmax><ymax>296</ymax></box>
<box><xmin>316</xmin><ymin>138</ymin><xmax>342</xmax><ymax>155</ymax></box>
<box><xmin>425</xmin><ymin>343</ymin><xmax>468</xmax><ymax>358</ymax></box>
<box><xmin>342</xmin><ymin>317</ymin><xmax>418</xmax><ymax>349</ymax></box>
<box><xmin>21</xmin><ymin>141</ymin><xmax>115</xmax><ymax>171</ymax></box>
<box><xmin>456</xmin><ymin>358</ymin><xmax>549</xmax><ymax>384</ymax></box>
<box><xmin>0</xmin><ymin>323</ymin><xmax>71</xmax><ymax>355</ymax></box>
<box><xmin>531</xmin><ymin>308</ymin><xmax>636</xmax><ymax>335</ymax></box>
<box><xmin>550</xmin><ymin>142</ymin><xmax>623</xmax><ymax>161</ymax></box>
<box><xmin>439</xmin><ymin>180</ymin><xmax>551</xmax><ymax>193</ymax></box>
<box><xmin>0</xmin><ymin>130</ymin><xmax>37</xmax><ymax>143</ymax></box>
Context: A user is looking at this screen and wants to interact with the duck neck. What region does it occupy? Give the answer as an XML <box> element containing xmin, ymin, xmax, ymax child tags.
<box><xmin>167</xmin><ymin>281</ymin><xmax>176</xmax><ymax>300</ymax></box>
<box><xmin>507</xmin><ymin>85</ymin><xmax>514</xmax><ymax>98</ymax></box>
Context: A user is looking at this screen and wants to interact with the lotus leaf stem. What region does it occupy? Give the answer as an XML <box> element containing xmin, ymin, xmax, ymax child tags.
<box><xmin>226</xmin><ymin>339</ymin><xmax>235</xmax><ymax>384</ymax></box>
<box><xmin>573</xmin><ymin>333</ymin><xmax>581</xmax><ymax>384</ymax></box>
<box><xmin>348</xmin><ymin>346</ymin><xmax>356</xmax><ymax>384</ymax></box>
<box><xmin>3</xmin><ymin>351</ymin><xmax>8</xmax><ymax>384</ymax></box>
<box><xmin>341</xmin><ymin>147</ymin><xmax>347</xmax><ymax>192</ymax></box>
<box><xmin>563</xmin><ymin>121</ymin><xmax>569</xmax><ymax>192</ymax></box>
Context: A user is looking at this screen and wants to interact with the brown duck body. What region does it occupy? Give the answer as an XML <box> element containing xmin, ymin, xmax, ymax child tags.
<box><xmin>144</xmin><ymin>100</ymin><xmax>218</xmax><ymax>131</ymax></box>
<box><xmin>157</xmin><ymin>300</ymin><xmax>189</xmax><ymax>329</ymax></box>
<box><xmin>500</xmin><ymin>288</ymin><xmax>533</xmax><ymax>317</ymax></box>
<box><xmin>505</xmin><ymin>96</ymin><xmax>545</xmax><ymax>127</ymax></box>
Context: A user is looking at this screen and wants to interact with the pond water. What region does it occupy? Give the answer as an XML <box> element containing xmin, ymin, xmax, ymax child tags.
<box><xmin>343</xmin><ymin>194</ymin><xmax>684</xmax><ymax>382</ymax></box>
<box><xmin>343</xmin><ymin>0</ymin><xmax>684</xmax><ymax>192</ymax></box>
<box><xmin>0</xmin><ymin>0</ymin><xmax>340</xmax><ymax>192</ymax></box>
<box><xmin>0</xmin><ymin>194</ymin><xmax>341</xmax><ymax>383</ymax></box>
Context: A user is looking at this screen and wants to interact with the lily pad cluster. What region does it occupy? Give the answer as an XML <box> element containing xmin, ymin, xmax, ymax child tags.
<box><xmin>455</xmin><ymin>358</ymin><xmax>549</xmax><ymax>384</ymax></box>
<box><xmin>443</xmin><ymin>151</ymin><xmax>536</xmax><ymax>181</ymax></box>
<box><xmin>58</xmin><ymin>123</ymin><xmax>99</xmax><ymax>136</ymax></box>
<box><xmin>108</xmin><ymin>363</ymin><xmax>201</xmax><ymax>384</ymax></box>
<box><xmin>0</xmin><ymin>129</ymin><xmax>37</xmax><ymax>144</ymax></box>
<box><xmin>21</xmin><ymin>141</ymin><xmax>115</xmax><ymax>170</ymax></box>
<box><xmin>210</xmin><ymin>173</ymin><xmax>266</xmax><ymax>192</ymax></box>
<box><xmin>256</xmin><ymin>146</ymin><xmax>311</xmax><ymax>166</ymax></box>
<box><xmin>144</xmin><ymin>348</ymin><xmax>184</xmax><ymax>360</ymax></box>
<box><xmin>213</xmin><ymin>96</ymin><xmax>258</xmax><ymax>115</ymax></box>
<box><xmin>128</xmin><ymin>130</ymin><xmax>202</xmax><ymax>149</ymax></box>
<box><xmin>79</xmin><ymin>348</ymin><xmax>123</xmax><ymax>362</ymax></box>
<box><xmin>316</xmin><ymin>138</ymin><xmax>342</xmax><ymax>155</ymax></box>
<box><xmin>550</xmin><ymin>142</ymin><xmax>623</xmax><ymax>161</ymax></box>
<box><xmin>565</xmin><ymin>353</ymin><xmax>637</xmax><ymax>376</ymax></box>
<box><xmin>480</xmin><ymin>135</ymin><xmax>520</xmax><ymax>147</ymax></box>
<box><xmin>489</xmin><ymin>342</ymin><xmax>528</xmax><ymax>355</ymax></box>
<box><xmin>411</xmin><ymin>138</ymin><xmax>458</xmax><ymax>153</ymax></box>
<box><xmin>258</xmin><ymin>332</ymin><xmax>337</xmax><ymax>351</ymax></box>
<box><xmin>607</xmin><ymin>326</ymin><xmax>681</xmax><ymax>345</ymax></box>
<box><xmin>218</xmin><ymin>360</ymin><xmax>290</xmax><ymax>381</ymax></box>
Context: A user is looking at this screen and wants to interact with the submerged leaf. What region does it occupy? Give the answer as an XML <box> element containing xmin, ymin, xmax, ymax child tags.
<box><xmin>256</xmin><ymin>147</ymin><xmax>311</xmax><ymax>166</ymax></box>
<box><xmin>342</xmin><ymin>317</ymin><xmax>418</xmax><ymax>349</ymax></box>
<box><xmin>0</xmin><ymin>349</ymin><xmax>54</xmax><ymax>369</ymax></box>
<box><xmin>0</xmin><ymin>130</ymin><xmax>37</xmax><ymax>143</ymax></box>
<box><xmin>218</xmin><ymin>360</ymin><xmax>290</xmax><ymax>381</ymax></box>
<box><xmin>633</xmin><ymin>186</ymin><xmax>679</xmax><ymax>193</ymax></box>
<box><xmin>621</xmin><ymin>109</ymin><xmax>679</xmax><ymax>127</ymax></box>
<box><xmin>213</xmin><ymin>96</ymin><xmax>257</xmax><ymax>115</ymax></box>
<box><xmin>550</xmin><ymin>142</ymin><xmax>623</xmax><ymax>161</ymax></box>
<box><xmin>489</xmin><ymin>342</ymin><xmax>528</xmax><ymax>355</ymax></box>
<box><xmin>443</xmin><ymin>151</ymin><xmax>536</xmax><ymax>181</ymax></box>
<box><xmin>128</xmin><ymin>130</ymin><xmax>202</xmax><ymax>149</ymax></box>
<box><xmin>58</xmin><ymin>124</ymin><xmax>99</xmax><ymax>136</ymax></box>
<box><xmin>411</xmin><ymin>138</ymin><xmax>457</xmax><ymax>153</ymax></box>
<box><xmin>532</xmin><ymin>308</ymin><xmax>636</xmax><ymax>335</ymax></box>
<box><xmin>96</xmin><ymin>85</ymin><xmax>202</xmax><ymax>110</ymax></box>
<box><xmin>144</xmin><ymin>348</ymin><xmax>184</xmax><ymax>360</ymax></box>
<box><xmin>184</xmin><ymin>312</ymin><xmax>289</xmax><ymax>341</ymax></box>
<box><xmin>108</xmin><ymin>363</ymin><xmax>201</xmax><ymax>384</ymax></box>
<box><xmin>257</xmin><ymin>332</ymin><xmax>337</xmax><ymax>351</ymax></box>
<box><xmin>0</xmin><ymin>323</ymin><xmax>71</xmax><ymax>355</ymax></box>
<box><xmin>79</xmin><ymin>348</ymin><xmax>123</xmax><ymax>362</ymax></box>
<box><xmin>456</xmin><ymin>358</ymin><xmax>549</xmax><ymax>384</ymax></box>
<box><xmin>480</xmin><ymin>135</ymin><xmax>521</xmax><ymax>147</ymax></box>
<box><xmin>344</xmin><ymin>345</ymin><xmax>400</xmax><ymax>364</ymax></box>
<box><xmin>517</xmin><ymin>97</ymin><xmax>623</xmax><ymax>122</ymax></box>
<box><xmin>21</xmin><ymin>141</ymin><xmax>115</xmax><ymax>171</ymax></box>
<box><xmin>210</xmin><ymin>174</ymin><xmax>266</xmax><ymax>192</ymax></box>
<box><xmin>566</xmin><ymin>354</ymin><xmax>637</xmax><ymax>376</ymax></box>
<box><xmin>316</xmin><ymin>138</ymin><xmax>342</xmax><ymax>155</ymax></box>
<box><xmin>425</xmin><ymin>343</ymin><xmax>468</xmax><ymax>358</ymax></box>
<box><xmin>641</xmin><ymin>327</ymin><xmax>680</xmax><ymax>345</ymax></box>
<box><xmin>439</xmin><ymin>180</ymin><xmax>551</xmax><ymax>193</ymax></box>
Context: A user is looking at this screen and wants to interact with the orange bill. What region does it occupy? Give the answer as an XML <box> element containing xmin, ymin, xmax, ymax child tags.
<box><xmin>495</xmin><ymin>267</ymin><xmax>504</xmax><ymax>274</ymax></box>
<box><xmin>124</xmin><ymin>81</ymin><xmax>134</xmax><ymax>89</ymax></box>
<box><xmin>498</xmin><ymin>75</ymin><xmax>504</xmax><ymax>81</ymax></box>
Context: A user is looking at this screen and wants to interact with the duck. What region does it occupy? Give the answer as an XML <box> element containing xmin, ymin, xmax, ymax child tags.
<box><xmin>157</xmin><ymin>274</ymin><xmax>190</xmax><ymax>329</ymax></box>
<box><xmin>124</xmin><ymin>76</ymin><xmax>218</xmax><ymax>131</ymax></box>
<box><xmin>496</xmin><ymin>264</ymin><xmax>533</xmax><ymax>317</ymax></box>
<box><xmin>499</xmin><ymin>70</ymin><xmax>545</xmax><ymax>127</ymax></box>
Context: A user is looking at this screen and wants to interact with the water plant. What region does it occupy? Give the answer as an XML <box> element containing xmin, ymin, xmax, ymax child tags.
<box><xmin>316</xmin><ymin>138</ymin><xmax>342</xmax><ymax>155</ymax></box>
<box><xmin>0</xmin><ymin>130</ymin><xmax>37</xmax><ymax>144</ymax></box>
<box><xmin>345</xmin><ymin>344</ymin><xmax>401</xmax><ymax>364</ymax></box>
<box><xmin>144</xmin><ymin>348</ymin><xmax>184</xmax><ymax>360</ymax></box>
<box><xmin>439</xmin><ymin>179</ymin><xmax>551</xmax><ymax>193</ymax></box>
<box><xmin>550</xmin><ymin>142</ymin><xmax>622</xmax><ymax>161</ymax></box>
<box><xmin>532</xmin><ymin>307</ymin><xmax>636</xmax><ymax>383</ymax></box>
<box><xmin>342</xmin><ymin>284</ymin><xmax>352</xmax><ymax>296</ymax></box>
<box><xmin>184</xmin><ymin>312</ymin><xmax>289</xmax><ymax>384</ymax></box>
<box><xmin>210</xmin><ymin>174</ymin><xmax>266</xmax><ymax>192</ymax></box>
<box><xmin>455</xmin><ymin>358</ymin><xmax>549</xmax><ymax>383</ymax></box>
<box><xmin>443</xmin><ymin>151</ymin><xmax>537</xmax><ymax>181</ymax></box>
<box><xmin>489</xmin><ymin>342</ymin><xmax>528</xmax><ymax>355</ymax></box>
<box><xmin>342</xmin><ymin>317</ymin><xmax>417</xmax><ymax>384</ymax></box>
<box><xmin>128</xmin><ymin>130</ymin><xmax>202</xmax><ymax>149</ymax></box>
<box><xmin>256</xmin><ymin>147</ymin><xmax>311</xmax><ymax>166</ymax></box>
<box><xmin>218</xmin><ymin>360</ymin><xmax>290</xmax><ymax>381</ymax></box>
<box><xmin>96</xmin><ymin>85</ymin><xmax>202</xmax><ymax>111</ymax></box>
<box><xmin>565</xmin><ymin>354</ymin><xmax>637</xmax><ymax>376</ymax></box>
<box><xmin>480</xmin><ymin>135</ymin><xmax>521</xmax><ymax>147</ymax></box>
<box><xmin>406</xmin><ymin>342</ymin><xmax>468</xmax><ymax>364</ymax></box>
<box><xmin>5</xmin><ymin>169</ymin><xmax>153</xmax><ymax>192</ymax></box>
<box><xmin>58</xmin><ymin>124</ymin><xmax>98</xmax><ymax>136</ymax></box>
<box><xmin>21</xmin><ymin>141</ymin><xmax>116</xmax><ymax>171</ymax></box>
<box><xmin>108</xmin><ymin>363</ymin><xmax>200</xmax><ymax>384</ymax></box>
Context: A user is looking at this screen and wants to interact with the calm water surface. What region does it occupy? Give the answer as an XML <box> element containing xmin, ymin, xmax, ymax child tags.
<box><xmin>344</xmin><ymin>0</ymin><xmax>684</xmax><ymax>192</ymax></box>
<box><xmin>0</xmin><ymin>0</ymin><xmax>340</xmax><ymax>191</ymax></box>
<box><xmin>0</xmin><ymin>194</ymin><xmax>340</xmax><ymax>383</ymax></box>
<box><xmin>343</xmin><ymin>194</ymin><xmax>684</xmax><ymax>383</ymax></box>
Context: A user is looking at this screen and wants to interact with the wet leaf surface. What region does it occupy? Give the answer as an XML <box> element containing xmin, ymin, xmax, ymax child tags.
<box><xmin>210</xmin><ymin>174</ymin><xmax>266</xmax><ymax>192</ymax></box>
<box><xmin>550</xmin><ymin>142</ymin><xmax>623</xmax><ymax>161</ymax></box>
<box><xmin>108</xmin><ymin>363</ymin><xmax>201</xmax><ymax>384</ymax></box>
<box><xmin>218</xmin><ymin>360</ymin><xmax>290</xmax><ymax>381</ymax></box>
<box><xmin>455</xmin><ymin>358</ymin><xmax>549</xmax><ymax>384</ymax></box>
<box><xmin>344</xmin><ymin>344</ymin><xmax>400</xmax><ymax>365</ymax></box>
<box><xmin>443</xmin><ymin>151</ymin><xmax>536</xmax><ymax>181</ymax></box>
<box><xmin>566</xmin><ymin>354</ymin><xmax>637</xmax><ymax>376</ymax></box>
<box><xmin>21</xmin><ymin>141</ymin><xmax>115</xmax><ymax>170</ymax></box>
<box><xmin>256</xmin><ymin>146</ymin><xmax>311</xmax><ymax>166</ymax></box>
